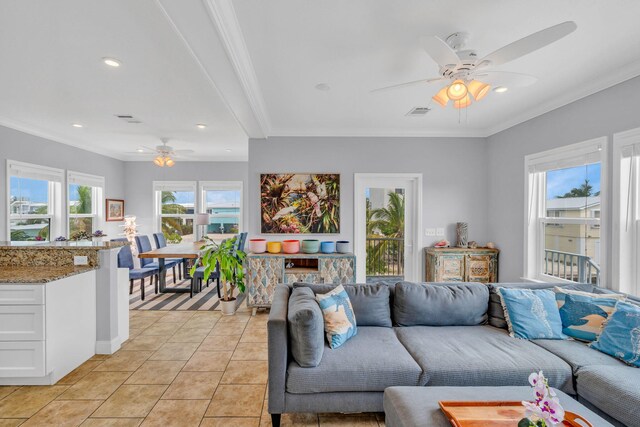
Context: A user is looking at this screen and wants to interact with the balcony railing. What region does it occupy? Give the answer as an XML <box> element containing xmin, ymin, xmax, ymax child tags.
<box><xmin>544</xmin><ymin>249</ymin><xmax>600</xmax><ymax>285</ymax></box>
<box><xmin>366</xmin><ymin>237</ymin><xmax>404</xmax><ymax>278</ymax></box>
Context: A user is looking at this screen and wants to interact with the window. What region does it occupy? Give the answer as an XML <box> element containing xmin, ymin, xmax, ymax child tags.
<box><xmin>525</xmin><ymin>138</ymin><xmax>606</xmax><ymax>285</ymax></box>
<box><xmin>198</xmin><ymin>181</ymin><xmax>243</xmax><ymax>241</ymax></box>
<box><xmin>154</xmin><ymin>181</ymin><xmax>196</xmax><ymax>244</ymax></box>
<box><xmin>613</xmin><ymin>127</ymin><xmax>640</xmax><ymax>296</ymax></box>
<box><xmin>67</xmin><ymin>171</ymin><xmax>104</xmax><ymax>238</ymax></box>
<box><xmin>7</xmin><ymin>160</ymin><xmax>63</xmax><ymax>241</ymax></box>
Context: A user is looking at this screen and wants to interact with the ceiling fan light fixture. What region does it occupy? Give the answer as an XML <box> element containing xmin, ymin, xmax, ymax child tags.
<box><xmin>446</xmin><ymin>79</ymin><xmax>468</xmax><ymax>101</ymax></box>
<box><xmin>467</xmin><ymin>80</ymin><xmax>491</xmax><ymax>101</ymax></box>
<box><xmin>165</xmin><ymin>157</ymin><xmax>175</xmax><ymax>167</ymax></box>
<box><xmin>432</xmin><ymin>86</ymin><xmax>450</xmax><ymax>107</ymax></box>
<box><xmin>453</xmin><ymin>94</ymin><xmax>472</xmax><ymax>109</ymax></box>
<box><xmin>154</xmin><ymin>156</ymin><xmax>165</xmax><ymax>167</ymax></box>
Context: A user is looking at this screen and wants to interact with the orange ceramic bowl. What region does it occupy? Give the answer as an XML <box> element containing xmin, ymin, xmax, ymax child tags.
<box><xmin>267</xmin><ymin>241</ymin><xmax>282</xmax><ymax>254</ymax></box>
<box><xmin>282</xmin><ymin>239</ymin><xmax>300</xmax><ymax>254</ymax></box>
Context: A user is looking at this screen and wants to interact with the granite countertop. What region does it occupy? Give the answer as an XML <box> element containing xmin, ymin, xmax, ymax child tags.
<box><xmin>0</xmin><ymin>265</ymin><xmax>98</xmax><ymax>283</ymax></box>
<box><xmin>0</xmin><ymin>240</ymin><xmax>128</xmax><ymax>250</ymax></box>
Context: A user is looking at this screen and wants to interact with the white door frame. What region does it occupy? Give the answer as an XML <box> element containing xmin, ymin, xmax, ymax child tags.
<box><xmin>354</xmin><ymin>173</ymin><xmax>423</xmax><ymax>283</ymax></box>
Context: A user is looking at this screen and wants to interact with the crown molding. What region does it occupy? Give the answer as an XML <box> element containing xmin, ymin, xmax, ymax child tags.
<box><xmin>268</xmin><ymin>127</ymin><xmax>489</xmax><ymax>139</ymax></box>
<box><xmin>485</xmin><ymin>59</ymin><xmax>640</xmax><ymax>137</ymax></box>
<box><xmin>203</xmin><ymin>0</ymin><xmax>272</xmax><ymax>135</ymax></box>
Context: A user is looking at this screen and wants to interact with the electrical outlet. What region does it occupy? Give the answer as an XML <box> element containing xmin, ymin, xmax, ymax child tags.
<box><xmin>436</xmin><ymin>227</ymin><xmax>445</xmax><ymax>236</ymax></box>
<box><xmin>74</xmin><ymin>256</ymin><xmax>88</xmax><ymax>266</ymax></box>
<box><xmin>424</xmin><ymin>228</ymin><xmax>436</xmax><ymax>236</ymax></box>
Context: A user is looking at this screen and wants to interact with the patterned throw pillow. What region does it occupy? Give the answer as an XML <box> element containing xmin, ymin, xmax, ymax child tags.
<box><xmin>591</xmin><ymin>301</ymin><xmax>640</xmax><ymax>367</ymax></box>
<box><xmin>316</xmin><ymin>285</ymin><xmax>357</xmax><ymax>349</ymax></box>
<box><xmin>498</xmin><ymin>288</ymin><xmax>566</xmax><ymax>340</ymax></box>
<box><xmin>555</xmin><ymin>287</ymin><xmax>624</xmax><ymax>342</ymax></box>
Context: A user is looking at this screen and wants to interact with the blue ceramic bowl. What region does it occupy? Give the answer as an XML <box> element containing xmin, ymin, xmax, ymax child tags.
<box><xmin>301</xmin><ymin>239</ymin><xmax>320</xmax><ymax>254</ymax></box>
<box><xmin>320</xmin><ymin>241</ymin><xmax>336</xmax><ymax>253</ymax></box>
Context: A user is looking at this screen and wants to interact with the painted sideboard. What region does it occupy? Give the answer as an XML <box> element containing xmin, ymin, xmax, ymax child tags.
<box><xmin>245</xmin><ymin>252</ymin><xmax>355</xmax><ymax>312</ymax></box>
<box><xmin>424</xmin><ymin>247</ymin><xmax>499</xmax><ymax>283</ymax></box>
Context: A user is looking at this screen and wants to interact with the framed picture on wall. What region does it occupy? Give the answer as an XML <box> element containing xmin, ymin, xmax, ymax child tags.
<box><xmin>106</xmin><ymin>199</ymin><xmax>125</xmax><ymax>221</ymax></box>
<box><xmin>260</xmin><ymin>173</ymin><xmax>340</xmax><ymax>233</ymax></box>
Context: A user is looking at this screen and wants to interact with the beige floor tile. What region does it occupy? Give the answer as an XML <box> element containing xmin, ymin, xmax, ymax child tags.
<box><xmin>239</xmin><ymin>328</ymin><xmax>267</xmax><ymax>343</ymax></box>
<box><xmin>200</xmin><ymin>335</ymin><xmax>241</xmax><ymax>352</ymax></box>
<box><xmin>216</xmin><ymin>314</ymin><xmax>250</xmax><ymax>324</ymax></box>
<box><xmin>94</xmin><ymin>351</ymin><xmax>153</xmax><ymax>372</ymax></box>
<box><xmin>59</xmin><ymin>371</ymin><xmax>132</xmax><ymax>400</ymax></box>
<box><xmin>162</xmin><ymin>371</ymin><xmax>222</xmax><ymax>400</ymax></box>
<box><xmin>318</xmin><ymin>415</ymin><xmax>379</xmax><ymax>427</ymax></box>
<box><xmin>247</xmin><ymin>316</ymin><xmax>269</xmax><ymax>328</ymax></box>
<box><xmin>202</xmin><ymin>417</ymin><xmax>260</xmax><ymax>427</ymax></box>
<box><xmin>120</xmin><ymin>335</ymin><xmax>169</xmax><ymax>351</ymax></box>
<box><xmin>125</xmin><ymin>361</ymin><xmax>185</xmax><ymax>385</ymax></box>
<box><xmin>206</xmin><ymin>385</ymin><xmax>265</xmax><ymax>417</ymax></box>
<box><xmin>167</xmin><ymin>328</ymin><xmax>210</xmax><ymax>343</ymax></box>
<box><xmin>156</xmin><ymin>311</ymin><xmax>196</xmax><ymax>323</ymax></box>
<box><xmin>128</xmin><ymin>328</ymin><xmax>144</xmax><ymax>339</ymax></box>
<box><xmin>260</xmin><ymin>411</ymin><xmax>319</xmax><ymax>427</ymax></box>
<box><xmin>181</xmin><ymin>316</ymin><xmax>218</xmax><ymax>330</ymax></box>
<box><xmin>149</xmin><ymin>342</ymin><xmax>199</xmax><ymax>361</ymax></box>
<box><xmin>140</xmin><ymin>399</ymin><xmax>208</xmax><ymax>426</ymax></box>
<box><xmin>90</xmin><ymin>354</ymin><xmax>111</xmax><ymax>361</ymax></box>
<box><xmin>134</xmin><ymin>311</ymin><xmax>166</xmax><ymax>318</ymax></box>
<box><xmin>57</xmin><ymin>360</ymin><xmax>104</xmax><ymax>385</ymax></box>
<box><xmin>232</xmin><ymin>342</ymin><xmax>268</xmax><ymax>361</ymax></box>
<box><xmin>0</xmin><ymin>385</ymin><xmax>68</xmax><ymax>418</ymax></box>
<box><xmin>0</xmin><ymin>386</ymin><xmax>20</xmax><ymax>400</ymax></box>
<box><xmin>129</xmin><ymin>317</ymin><xmax>158</xmax><ymax>330</ymax></box>
<box><xmin>20</xmin><ymin>400</ymin><xmax>102</xmax><ymax>427</ymax></box>
<box><xmin>182</xmin><ymin>351</ymin><xmax>233</xmax><ymax>372</ymax></box>
<box><xmin>221</xmin><ymin>361</ymin><xmax>268</xmax><ymax>384</ymax></box>
<box><xmin>81</xmin><ymin>418</ymin><xmax>143</xmax><ymax>426</ymax></box>
<box><xmin>209</xmin><ymin>322</ymin><xmax>247</xmax><ymax>336</ymax></box>
<box><xmin>139</xmin><ymin>322</ymin><xmax>182</xmax><ymax>336</ymax></box>
<box><xmin>92</xmin><ymin>385</ymin><xmax>167</xmax><ymax>418</ymax></box>
<box><xmin>0</xmin><ymin>420</ymin><xmax>27</xmax><ymax>427</ymax></box>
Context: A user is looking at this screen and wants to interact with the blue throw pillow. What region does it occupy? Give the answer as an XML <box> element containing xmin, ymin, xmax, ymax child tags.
<box><xmin>498</xmin><ymin>288</ymin><xmax>566</xmax><ymax>340</ymax></box>
<box><xmin>316</xmin><ymin>285</ymin><xmax>357</xmax><ymax>349</ymax></box>
<box><xmin>591</xmin><ymin>301</ymin><xmax>640</xmax><ymax>367</ymax></box>
<box><xmin>556</xmin><ymin>292</ymin><xmax>622</xmax><ymax>342</ymax></box>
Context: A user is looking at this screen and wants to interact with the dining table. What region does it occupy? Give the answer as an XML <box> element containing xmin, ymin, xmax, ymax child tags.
<box><xmin>138</xmin><ymin>241</ymin><xmax>204</xmax><ymax>293</ymax></box>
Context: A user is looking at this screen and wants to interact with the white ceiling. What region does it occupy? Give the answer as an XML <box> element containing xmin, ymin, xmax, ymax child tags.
<box><xmin>1</xmin><ymin>1</ymin><xmax>640</xmax><ymax>161</ymax></box>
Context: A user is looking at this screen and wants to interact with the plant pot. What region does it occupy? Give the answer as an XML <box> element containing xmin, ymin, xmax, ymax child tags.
<box><xmin>267</xmin><ymin>241</ymin><xmax>282</xmax><ymax>254</ymax></box>
<box><xmin>220</xmin><ymin>298</ymin><xmax>237</xmax><ymax>315</ymax></box>
<box><xmin>248</xmin><ymin>239</ymin><xmax>267</xmax><ymax>253</ymax></box>
<box><xmin>320</xmin><ymin>241</ymin><xmax>336</xmax><ymax>253</ymax></box>
<box><xmin>301</xmin><ymin>239</ymin><xmax>320</xmax><ymax>254</ymax></box>
<box><xmin>336</xmin><ymin>240</ymin><xmax>351</xmax><ymax>253</ymax></box>
<box><xmin>282</xmin><ymin>239</ymin><xmax>300</xmax><ymax>254</ymax></box>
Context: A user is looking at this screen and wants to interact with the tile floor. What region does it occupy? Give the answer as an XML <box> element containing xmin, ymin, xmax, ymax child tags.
<box><xmin>0</xmin><ymin>307</ymin><xmax>385</xmax><ymax>426</ymax></box>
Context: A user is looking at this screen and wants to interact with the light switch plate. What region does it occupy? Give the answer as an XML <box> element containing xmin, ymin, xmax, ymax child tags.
<box><xmin>74</xmin><ymin>256</ymin><xmax>88</xmax><ymax>266</ymax></box>
<box><xmin>436</xmin><ymin>228</ymin><xmax>445</xmax><ymax>236</ymax></box>
<box><xmin>425</xmin><ymin>228</ymin><xmax>436</xmax><ymax>236</ymax></box>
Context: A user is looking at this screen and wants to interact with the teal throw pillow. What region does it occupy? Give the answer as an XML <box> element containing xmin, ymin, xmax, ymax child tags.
<box><xmin>591</xmin><ymin>301</ymin><xmax>640</xmax><ymax>367</ymax></box>
<box><xmin>498</xmin><ymin>288</ymin><xmax>566</xmax><ymax>340</ymax></box>
<box><xmin>557</xmin><ymin>292</ymin><xmax>622</xmax><ymax>342</ymax></box>
<box><xmin>316</xmin><ymin>285</ymin><xmax>357</xmax><ymax>349</ymax></box>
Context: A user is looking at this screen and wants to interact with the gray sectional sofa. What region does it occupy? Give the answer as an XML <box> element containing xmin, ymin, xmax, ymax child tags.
<box><xmin>267</xmin><ymin>281</ymin><xmax>640</xmax><ymax>427</ymax></box>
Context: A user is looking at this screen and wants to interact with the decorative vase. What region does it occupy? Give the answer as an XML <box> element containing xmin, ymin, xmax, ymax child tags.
<box><xmin>282</xmin><ymin>240</ymin><xmax>300</xmax><ymax>254</ymax></box>
<box><xmin>320</xmin><ymin>241</ymin><xmax>336</xmax><ymax>253</ymax></box>
<box><xmin>336</xmin><ymin>240</ymin><xmax>351</xmax><ymax>253</ymax></box>
<box><xmin>267</xmin><ymin>241</ymin><xmax>282</xmax><ymax>254</ymax></box>
<box><xmin>248</xmin><ymin>239</ymin><xmax>267</xmax><ymax>253</ymax></box>
<box><xmin>220</xmin><ymin>298</ymin><xmax>236</xmax><ymax>316</ymax></box>
<box><xmin>301</xmin><ymin>239</ymin><xmax>320</xmax><ymax>253</ymax></box>
<box><xmin>456</xmin><ymin>223</ymin><xmax>468</xmax><ymax>248</ymax></box>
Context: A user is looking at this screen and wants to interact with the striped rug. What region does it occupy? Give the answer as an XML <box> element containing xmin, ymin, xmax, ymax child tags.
<box><xmin>129</xmin><ymin>276</ymin><xmax>246</xmax><ymax>311</ymax></box>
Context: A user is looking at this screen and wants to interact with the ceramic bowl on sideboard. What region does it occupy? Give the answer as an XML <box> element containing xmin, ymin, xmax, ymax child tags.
<box><xmin>282</xmin><ymin>239</ymin><xmax>300</xmax><ymax>254</ymax></box>
<box><xmin>320</xmin><ymin>241</ymin><xmax>336</xmax><ymax>253</ymax></box>
<box><xmin>249</xmin><ymin>239</ymin><xmax>267</xmax><ymax>253</ymax></box>
<box><xmin>301</xmin><ymin>239</ymin><xmax>320</xmax><ymax>254</ymax></box>
<box><xmin>267</xmin><ymin>241</ymin><xmax>282</xmax><ymax>254</ymax></box>
<box><xmin>336</xmin><ymin>240</ymin><xmax>351</xmax><ymax>253</ymax></box>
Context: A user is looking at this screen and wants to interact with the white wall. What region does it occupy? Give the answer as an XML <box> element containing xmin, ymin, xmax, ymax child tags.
<box><xmin>0</xmin><ymin>125</ymin><xmax>125</xmax><ymax>240</ymax></box>
<box><xmin>487</xmin><ymin>75</ymin><xmax>640</xmax><ymax>284</ymax></box>
<box><xmin>249</xmin><ymin>136</ymin><xmax>489</xmax><ymax>277</ymax></box>
<box><xmin>123</xmin><ymin>161</ymin><xmax>249</xmax><ymax>238</ymax></box>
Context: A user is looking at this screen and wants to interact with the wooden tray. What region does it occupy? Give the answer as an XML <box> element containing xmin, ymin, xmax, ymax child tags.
<box><xmin>438</xmin><ymin>401</ymin><xmax>593</xmax><ymax>427</ymax></box>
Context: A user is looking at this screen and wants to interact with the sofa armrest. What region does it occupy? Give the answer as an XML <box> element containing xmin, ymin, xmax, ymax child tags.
<box><xmin>268</xmin><ymin>284</ymin><xmax>290</xmax><ymax>414</ymax></box>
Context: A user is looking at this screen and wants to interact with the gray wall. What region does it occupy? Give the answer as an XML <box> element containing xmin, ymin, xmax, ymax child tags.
<box><xmin>487</xmin><ymin>75</ymin><xmax>640</xmax><ymax>284</ymax></box>
<box><xmin>0</xmin><ymin>125</ymin><xmax>126</xmax><ymax>240</ymax></box>
<box><xmin>123</xmin><ymin>161</ymin><xmax>248</xmax><ymax>238</ymax></box>
<box><xmin>249</xmin><ymin>136</ymin><xmax>489</xmax><ymax>278</ymax></box>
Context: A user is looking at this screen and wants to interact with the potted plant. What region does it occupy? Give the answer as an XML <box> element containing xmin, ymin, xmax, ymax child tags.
<box><xmin>191</xmin><ymin>236</ymin><xmax>246</xmax><ymax>315</ymax></box>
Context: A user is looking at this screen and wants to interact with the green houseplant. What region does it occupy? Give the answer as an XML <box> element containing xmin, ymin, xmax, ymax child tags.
<box><xmin>191</xmin><ymin>236</ymin><xmax>246</xmax><ymax>315</ymax></box>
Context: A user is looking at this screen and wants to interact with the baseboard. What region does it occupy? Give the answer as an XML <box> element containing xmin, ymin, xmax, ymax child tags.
<box><xmin>95</xmin><ymin>337</ymin><xmax>122</xmax><ymax>355</ymax></box>
<box><xmin>0</xmin><ymin>372</ymin><xmax>54</xmax><ymax>386</ymax></box>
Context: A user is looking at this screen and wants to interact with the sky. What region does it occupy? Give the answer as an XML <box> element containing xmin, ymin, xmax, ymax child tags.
<box><xmin>170</xmin><ymin>190</ymin><xmax>240</xmax><ymax>205</ymax></box>
<box><xmin>546</xmin><ymin>163</ymin><xmax>601</xmax><ymax>200</ymax></box>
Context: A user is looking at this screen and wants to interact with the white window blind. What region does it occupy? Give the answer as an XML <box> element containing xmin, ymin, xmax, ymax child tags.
<box><xmin>7</xmin><ymin>160</ymin><xmax>63</xmax><ymax>182</ymax></box>
<box><xmin>67</xmin><ymin>171</ymin><xmax>105</xmax><ymax>188</ymax></box>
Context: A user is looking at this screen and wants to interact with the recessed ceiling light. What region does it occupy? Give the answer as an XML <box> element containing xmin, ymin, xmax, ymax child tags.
<box><xmin>494</xmin><ymin>86</ymin><xmax>508</xmax><ymax>93</ymax></box>
<box><xmin>102</xmin><ymin>57</ymin><xmax>121</xmax><ymax>67</ymax></box>
<box><xmin>196</xmin><ymin>124</ymin><xmax>207</xmax><ymax>129</ymax></box>
<box><xmin>136</xmin><ymin>148</ymin><xmax>144</xmax><ymax>153</ymax></box>
<box><xmin>225</xmin><ymin>149</ymin><xmax>232</xmax><ymax>152</ymax></box>
<box><xmin>315</xmin><ymin>83</ymin><xmax>330</xmax><ymax>91</ymax></box>
<box><xmin>72</xmin><ymin>123</ymin><xmax>83</xmax><ymax>128</ymax></box>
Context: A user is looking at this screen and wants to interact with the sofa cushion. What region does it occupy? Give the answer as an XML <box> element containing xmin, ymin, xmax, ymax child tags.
<box><xmin>316</xmin><ymin>285</ymin><xmax>357</xmax><ymax>349</ymax></box>
<box><xmin>286</xmin><ymin>326</ymin><xmax>421</xmax><ymax>393</ymax></box>
<box><xmin>287</xmin><ymin>287</ymin><xmax>324</xmax><ymax>367</ymax></box>
<box><xmin>393</xmin><ymin>282</ymin><xmax>489</xmax><ymax>326</ymax></box>
<box><xmin>556</xmin><ymin>291</ymin><xmax>622</xmax><ymax>342</ymax></box>
<box><xmin>577</xmin><ymin>365</ymin><xmax>640</xmax><ymax>427</ymax></box>
<box><xmin>488</xmin><ymin>282</ymin><xmax>595</xmax><ymax>329</ymax></box>
<box><xmin>591</xmin><ymin>301</ymin><xmax>640</xmax><ymax>367</ymax></box>
<box><xmin>293</xmin><ymin>282</ymin><xmax>392</xmax><ymax>327</ymax></box>
<box><xmin>532</xmin><ymin>339</ymin><xmax>625</xmax><ymax>373</ymax></box>
<box><xmin>498</xmin><ymin>288</ymin><xmax>566</xmax><ymax>340</ymax></box>
<box><xmin>394</xmin><ymin>325</ymin><xmax>574</xmax><ymax>393</ymax></box>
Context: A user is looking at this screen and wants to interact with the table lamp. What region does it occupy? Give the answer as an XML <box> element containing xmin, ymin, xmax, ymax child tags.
<box><xmin>196</xmin><ymin>213</ymin><xmax>209</xmax><ymax>241</ymax></box>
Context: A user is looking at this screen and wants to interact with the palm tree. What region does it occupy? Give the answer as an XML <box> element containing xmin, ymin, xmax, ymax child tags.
<box><xmin>160</xmin><ymin>191</ymin><xmax>187</xmax><ymax>240</ymax></box>
<box><xmin>557</xmin><ymin>179</ymin><xmax>594</xmax><ymax>198</ymax></box>
<box><xmin>370</xmin><ymin>192</ymin><xmax>405</xmax><ymax>237</ymax></box>
<box><xmin>366</xmin><ymin>192</ymin><xmax>405</xmax><ymax>276</ymax></box>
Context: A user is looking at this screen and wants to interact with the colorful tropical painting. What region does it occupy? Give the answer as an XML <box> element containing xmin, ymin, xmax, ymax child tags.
<box><xmin>260</xmin><ymin>173</ymin><xmax>340</xmax><ymax>234</ymax></box>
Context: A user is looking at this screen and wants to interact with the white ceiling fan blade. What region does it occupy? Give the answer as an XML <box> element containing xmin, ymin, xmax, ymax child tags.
<box><xmin>173</xmin><ymin>149</ymin><xmax>195</xmax><ymax>155</ymax></box>
<box><xmin>370</xmin><ymin>77</ymin><xmax>445</xmax><ymax>93</ymax></box>
<box><xmin>474</xmin><ymin>71</ymin><xmax>538</xmax><ymax>88</ymax></box>
<box><xmin>420</xmin><ymin>36</ymin><xmax>460</xmax><ymax>67</ymax></box>
<box><xmin>480</xmin><ymin>21</ymin><xmax>577</xmax><ymax>67</ymax></box>
<box><xmin>125</xmin><ymin>151</ymin><xmax>154</xmax><ymax>155</ymax></box>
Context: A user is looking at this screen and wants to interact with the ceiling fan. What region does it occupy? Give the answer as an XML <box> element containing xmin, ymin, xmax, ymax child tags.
<box><xmin>128</xmin><ymin>138</ymin><xmax>195</xmax><ymax>167</ymax></box>
<box><xmin>372</xmin><ymin>21</ymin><xmax>577</xmax><ymax>109</ymax></box>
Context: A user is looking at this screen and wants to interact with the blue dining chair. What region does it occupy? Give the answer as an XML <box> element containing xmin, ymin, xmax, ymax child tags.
<box><xmin>113</xmin><ymin>239</ymin><xmax>158</xmax><ymax>301</ymax></box>
<box><xmin>153</xmin><ymin>232</ymin><xmax>185</xmax><ymax>280</ymax></box>
<box><xmin>135</xmin><ymin>235</ymin><xmax>180</xmax><ymax>283</ymax></box>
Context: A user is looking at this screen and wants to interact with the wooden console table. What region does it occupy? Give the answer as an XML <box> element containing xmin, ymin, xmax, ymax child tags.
<box><xmin>425</xmin><ymin>247</ymin><xmax>499</xmax><ymax>283</ymax></box>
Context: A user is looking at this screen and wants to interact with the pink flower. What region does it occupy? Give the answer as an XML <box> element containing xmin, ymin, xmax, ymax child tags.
<box><xmin>522</xmin><ymin>400</ymin><xmax>544</xmax><ymax>419</ymax></box>
<box><xmin>528</xmin><ymin>371</ymin><xmax>547</xmax><ymax>402</ymax></box>
<box><xmin>540</xmin><ymin>396</ymin><xmax>565</xmax><ymax>425</ymax></box>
